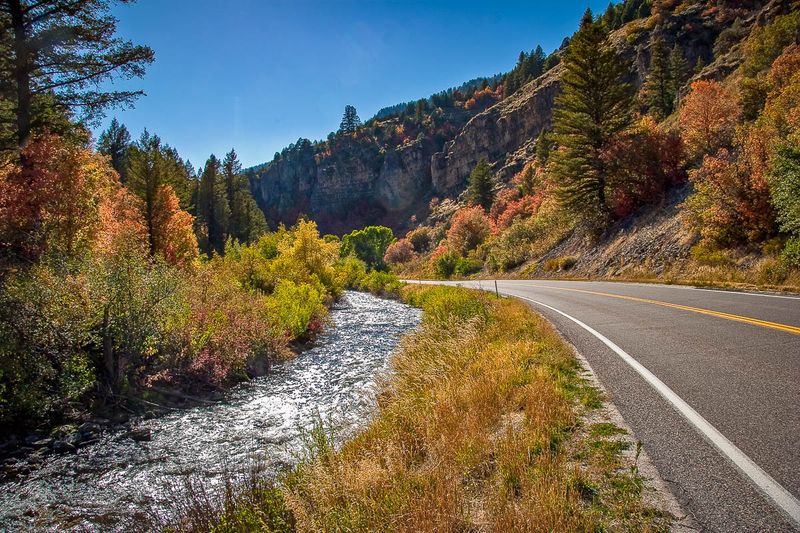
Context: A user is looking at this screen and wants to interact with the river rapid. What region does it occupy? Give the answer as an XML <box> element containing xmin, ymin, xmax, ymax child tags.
<box><xmin>0</xmin><ymin>291</ymin><xmax>421</xmax><ymax>531</ymax></box>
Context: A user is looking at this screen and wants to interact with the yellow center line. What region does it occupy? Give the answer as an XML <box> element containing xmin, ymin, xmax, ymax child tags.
<box><xmin>521</xmin><ymin>285</ymin><xmax>800</xmax><ymax>335</ymax></box>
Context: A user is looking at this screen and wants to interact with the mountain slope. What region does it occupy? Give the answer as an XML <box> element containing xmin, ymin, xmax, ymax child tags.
<box><xmin>248</xmin><ymin>0</ymin><xmax>795</xmax><ymax>238</ymax></box>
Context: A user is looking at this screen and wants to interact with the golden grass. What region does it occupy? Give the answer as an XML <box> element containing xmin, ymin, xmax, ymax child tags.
<box><xmin>276</xmin><ymin>286</ymin><xmax>670</xmax><ymax>532</ymax></box>
<box><xmin>163</xmin><ymin>285</ymin><xmax>671</xmax><ymax>531</ymax></box>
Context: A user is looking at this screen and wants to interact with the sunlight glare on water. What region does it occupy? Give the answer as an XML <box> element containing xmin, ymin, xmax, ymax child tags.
<box><xmin>0</xmin><ymin>291</ymin><xmax>420</xmax><ymax>531</ymax></box>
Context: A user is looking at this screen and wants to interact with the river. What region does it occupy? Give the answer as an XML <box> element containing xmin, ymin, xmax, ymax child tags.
<box><xmin>0</xmin><ymin>291</ymin><xmax>421</xmax><ymax>531</ymax></box>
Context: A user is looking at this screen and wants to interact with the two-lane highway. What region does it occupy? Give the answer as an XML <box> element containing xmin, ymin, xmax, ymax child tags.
<box><xmin>412</xmin><ymin>279</ymin><xmax>800</xmax><ymax>532</ymax></box>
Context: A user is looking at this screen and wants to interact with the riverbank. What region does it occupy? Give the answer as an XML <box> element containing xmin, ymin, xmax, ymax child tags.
<box><xmin>181</xmin><ymin>285</ymin><xmax>673</xmax><ymax>531</ymax></box>
<box><xmin>0</xmin><ymin>291</ymin><xmax>418</xmax><ymax>531</ymax></box>
<box><xmin>0</xmin><ymin>261</ymin><xmax>403</xmax><ymax>481</ymax></box>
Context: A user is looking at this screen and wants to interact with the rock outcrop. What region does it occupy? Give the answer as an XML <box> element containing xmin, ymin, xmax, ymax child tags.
<box><xmin>249</xmin><ymin>137</ymin><xmax>436</xmax><ymax>234</ymax></box>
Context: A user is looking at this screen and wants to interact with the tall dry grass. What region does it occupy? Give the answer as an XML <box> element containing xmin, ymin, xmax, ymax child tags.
<box><xmin>163</xmin><ymin>285</ymin><xmax>670</xmax><ymax>532</ymax></box>
<box><xmin>279</xmin><ymin>285</ymin><xmax>669</xmax><ymax>532</ymax></box>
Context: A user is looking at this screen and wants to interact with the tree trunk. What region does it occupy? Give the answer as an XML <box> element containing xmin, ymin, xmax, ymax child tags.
<box><xmin>8</xmin><ymin>0</ymin><xmax>32</xmax><ymax>149</ymax></box>
<box><xmin>102</xmin><ymin>306</ymin><xmax>118</xmax><ymax>391</ymax></box>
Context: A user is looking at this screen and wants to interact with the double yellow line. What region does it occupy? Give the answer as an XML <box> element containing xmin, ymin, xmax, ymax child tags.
<box><xmin>527</xmin><ymin>285</ymin><xmax>800</xmax><ymax>336</ymax></box>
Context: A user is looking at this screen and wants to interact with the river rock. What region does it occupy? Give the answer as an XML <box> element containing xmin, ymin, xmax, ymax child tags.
<box><xmin>126</xmin><ymin>428</ymin><xmax>152</xmax><ymax>442</ymax></box>
<box><xmin>32</xmin><ymin>438</ymin><xmax>53</xmax><ymax>449</ymax></box>
<box><xmin>78</xmin><ymin>422</ymin><xmax>101</xmax><ymax>437</ymax></box>
<box><xmin>52</xmin><ymin>440</ymin><xmax>76</xmax><ymax>454</ymax></box>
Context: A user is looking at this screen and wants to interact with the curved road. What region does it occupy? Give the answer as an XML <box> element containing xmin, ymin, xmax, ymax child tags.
<box><xmin>413</xmin><ymin>279</ymin><xmax>800</xmax><ymax>532</ymax></box>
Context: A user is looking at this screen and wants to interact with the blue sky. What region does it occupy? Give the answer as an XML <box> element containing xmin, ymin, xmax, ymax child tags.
<box><xmin>98</xmin><ymin>0</ymin><xmax>612</xmax><ymax>169</ymax></box>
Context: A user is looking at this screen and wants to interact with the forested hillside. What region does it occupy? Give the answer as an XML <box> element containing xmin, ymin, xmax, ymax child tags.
<box><xmin>372</xmin><ymin>0</ymin><xmax>800</xmax><ymax>288</ymax></box>
<box><xmin>248</xmin><ymin>0</ymin><xmax>800</xmax><ymax>292</ymax></box>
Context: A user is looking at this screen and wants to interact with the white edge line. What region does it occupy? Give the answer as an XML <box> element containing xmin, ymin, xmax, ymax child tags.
<box><xmin>511</xmin><ymin>294</ymin><xmax>800</xmax><ymax>526</ymax></box>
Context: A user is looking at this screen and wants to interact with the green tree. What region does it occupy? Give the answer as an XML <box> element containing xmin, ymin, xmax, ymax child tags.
<box><xmin>340</xmin><ymin>226</ymin><xmax>395</xmax><ymax>271</ymax></box>
<box><xmin>338</xmin><ymin>105</ymin><xmax>361</xmax><ymax>134</ymax></box>
<box><xmin>222</xmin><ymin>148</ymin><xmax>267</xmax><ymax>243</ymax></box>
<box><xmin>97</xmin><ymin>118</ymin><xmax>131</xmax><ymax>182</ymax></box>
<box><xmin>518</xmin><ymin>165</ymin><xmax>537</xmax><ymax>196</ymax></box>
<box><xmin>644</xmin><ymin>35</ymin><xmax>674</xmax><ymax>120</ymax></box>
<box><xmin>0</xmin><ymin>0</ymin><xmax>154</xmax><ymax>149</ymax></box>
<box><xmin>535</xmin><ymin>129</ymin><xmax>552</xmax><ymax>165</ymax></box>
<box><xmin>127</xmin><ymin>131</ymin><xmax>195</xmax><ymax>253</ymax></box>
<box><xmin>196</xmin><ymin>155</ymin><xmax>231</xmax><ymax>254</ymax></box>
<box><xmin>668</xmin><ymin>45</ymin><xmax>688</xmax><ymax>106</ymax></box>
<box><xmin>467</xmin><ymin>158</ymin><xmax>495</xmax><ymax>211</ymax></box>
<box><xmin>550</xmin><ymin>9</ymin><xmax>634</xmax><ymax>226</ymax></box>
<box><xmin>526</xmin><ymin>45</ymin><xmax>546</xmax><ymax>80</ymax></box>
<box><xmin>769</xmin><ymin>146</ymin><xmax>800</xmax><ymax>266</ymax></box>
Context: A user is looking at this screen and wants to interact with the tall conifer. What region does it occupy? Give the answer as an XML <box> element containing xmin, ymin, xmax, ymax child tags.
<box><xmin>550</xmin><ymin>9</ymin><xmax>634</xmax><ymax>227</ymax></box>
<box><xmin>644</xmin><ymin>35</ymin><xmax>674</xmax><ymax>120</ymax></box>
<box><xmin>467</xmin><ymin>158</ymin><xmax>495</xmax><ymax>211</ymax></box>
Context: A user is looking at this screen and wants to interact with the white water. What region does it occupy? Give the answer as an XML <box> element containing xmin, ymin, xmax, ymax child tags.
<box><xmin>0</xmin><ymin>291</ymin><xmax>420</xmax><ymax>531</ymax></box>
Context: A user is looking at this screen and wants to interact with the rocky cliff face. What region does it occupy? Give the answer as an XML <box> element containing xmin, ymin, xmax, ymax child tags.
<box><xmin>249</xmin><ymin>0</ymin><xmax>792</xmax><ymax>235</ymax></box>
<box><xmin>248</xmin><ymin>137</ymin><xmax>436</xmax><ymax>234</ymax></box>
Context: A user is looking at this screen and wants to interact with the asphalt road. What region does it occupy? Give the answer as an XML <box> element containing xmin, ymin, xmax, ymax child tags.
<box><xmin>412</xmin><ymin>279</ymin><xmax>800</xmax><ymax>532</ymax></box>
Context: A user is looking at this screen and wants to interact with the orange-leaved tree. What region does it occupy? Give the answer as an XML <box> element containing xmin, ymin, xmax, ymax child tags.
<box><xmin>447</xmin><ymin>206</ymin><xmax>491</xmax><ymax>255</ymax></box>
<box><xmin>679</xmin><ymin>80</ymin><xmax>741</xmax><ymax>160</ymax></box>
<box><xmin>0</xmin><ymin>134</ymin><xmax>117</xmax><ymax>268</ymax></box>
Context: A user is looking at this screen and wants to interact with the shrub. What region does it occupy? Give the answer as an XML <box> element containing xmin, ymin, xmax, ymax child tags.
<box><xmin>447</xmin><ymin>206</ymin><xmax>491</xmax><ymax>254</ymax></box>
<box><xmin>357</xmin><ymin>270</ymin><xmax>402</xmax><ymax>297</ymax></box>
<box><xmin>495</xmin><ymin>194</ymin><xmax>542</xmax><ymax>230</ymax></box>
<box><xmin>690</xmin><ymin>244</ymin><xmax>731</xmax><ymax>267</ymax></box>
<box><xmin>679</xmin><ymin>80</ymin><xmax>741</xmax><ymax>159</ymax></box>
<box><xmin>542</xmin><ymin>256</ymin><xmax>577</xmax><ymax>272</ymax></box>
<box><xmin>340</xmin><ymin>225</ymin><xmax>395</xmax><ymax>270</ymax></box>
<box><xmin>780</xmin><ymin>237</ymin><xmax>800</xmax><ymax>268</ymax></box>
<box><xmin>265</xmin><ymin>280</ymin><xmax>326</xmax><ymax>339</ymax></box>
<box><xmin>454</xmin><ymin>257</ymin><xmax>483</xmax><ymax>277</ymax></box>
<box><xmin>406</xmin><ymin>226</ymin><xmax>432</xmax><ymax>253</ymax></box>
<box><xmin>335</xmin><ymin>256</ymin><xmax>368</xmax><ymax>289</ymax></box>
<box><xmin>383</xmin><ymin>238</ymin><xmax>417</xmax><ymax>265</ymax></box>
<box><xmin>489</xmin><ymin>219</ymin><xmax>538</xmax><ymax>271</ymax></box>
<box><xmin>560</xmin><ymin>256</ymin><xmax>578</xmax><ymax>270</ymax></box>
<box><xmin>401</xmin><ymin>285</ymin><xmax>488</xmax><ymax>325</ymax></box>
<box><xmin>433</xmin><ymin>250</ymin><xmax>459</xmax><ymax>278</ymax></box>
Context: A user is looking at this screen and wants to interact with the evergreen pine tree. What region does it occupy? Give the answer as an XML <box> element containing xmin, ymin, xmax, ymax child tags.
<box><xmin>669</xmin><ymin>44</ymin><xmax>688</xmax><ymax>94</ymax></box>
<box><xmin>127</xmin><ymin>131</ymin><xmax>159</xmax><ymax>254</ymax></box>
<box><xmin>196</xmin><ymin>155</ymin><xmax>231</xmax><ymax>254</ymax></box>
<box><xmin>467</xmin><ymin>158</ymin><xmax>495</xmax><ymax>211</ymax></box>
<box><xmin>669</xmin><ymin>45</ymin><xmax>689</xmax><ymax>105</ymax></box>
<box><xmin>550</xmin><ymin>9</ymin><xmax>634</xmax><ymax>227</ymax></box>
<box><xmin>693</xmin><ymin>56</ymin><xmax>706</xmax><ymax>75</ymax></box>
<box><xmin>535</xmin><ymin>129</ymin><xmax>552</xmax><ymax>165</ymax></box>
<box><xmin>222</xmin><ymin>148</ymin><xmax>242</xmax><ymax>215</ymax></box>
<box><xmin>602</xmin><ymin>3</ymin><xmax>617</xmax><ymax>29</ymax></box>
<box><xmin>338</xmin><ymin>105</ymin><xmax>361</xmax><ymax>134</ymax></box>
<box><xmin>221</xmin><ymin>148</ymin><xmax>267</xmax><ymax>243</ymax></box>
<box><xmin>525</xmin><ymin>45</ymin><xmax>546</xmax><ymax>80</ymax></box>
<box><xmin>644</xmin><ymin>35</ymin><xmax>675</xmax><ymax>120</ymax></box>
<box><xmin>518</xmin><ymin>165</ymin><xmax>536</xmax><ymax>196</ymax></box>
<box><xmin>97</xmin><ymin>118</ymin><xmax>131</xmax><ymax>182</ymax></box>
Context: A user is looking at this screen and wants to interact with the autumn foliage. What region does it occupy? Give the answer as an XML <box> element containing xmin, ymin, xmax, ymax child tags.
<box><xmin>384</xmin><ymin>238</ymin><xmax>417</xmax><ymax>265</ymax></box>
<box><xmin>679</xmin><ymin>80</ymin><xmax>741</xmax><ymax>159</ymax></box>
<box><xmin>151</xmin><ymin>184</ymin><xmax>200</xmax><ymax>267</ymax></box>
<box><xmin>446</xmin><ymin>206</ymin><xmax>491</xmax><ymax>254</ymax></box>
<box><xmin>0</xmin><ymin>134</ymin><xmax>117</xmax><ymax>265</ymax></box>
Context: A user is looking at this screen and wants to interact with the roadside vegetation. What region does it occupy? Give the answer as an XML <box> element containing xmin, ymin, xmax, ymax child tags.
<box><xmin>387</xmin><ymin>7</ymin><xmax>800</xmax><ymax>292</ymax></box>
<box><xmin>163</xmin><ymin>285</ymin><xmax>671</xmax><ymax>532</ymax></box>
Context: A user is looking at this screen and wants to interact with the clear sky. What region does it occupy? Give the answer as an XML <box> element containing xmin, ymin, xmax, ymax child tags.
<box><xmin>97</xmin><ymin>0</ymin><xmax>612</xmax><ymax>169</ymax></box>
